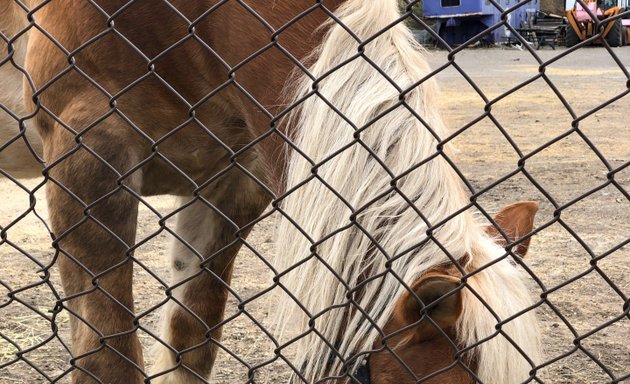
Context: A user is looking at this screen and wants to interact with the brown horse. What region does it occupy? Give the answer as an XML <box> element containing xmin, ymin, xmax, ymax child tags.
<box><xmin>2</xmin><ymin>1</ymin><xmax>542</xmax><ymax>383</ymax></box>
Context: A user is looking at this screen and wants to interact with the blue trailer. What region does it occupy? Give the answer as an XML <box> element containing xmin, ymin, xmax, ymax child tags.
<box><xmin>422</xmin><ymin>0</ymin><xmax>541</xmax><ymax>46</ymax></box>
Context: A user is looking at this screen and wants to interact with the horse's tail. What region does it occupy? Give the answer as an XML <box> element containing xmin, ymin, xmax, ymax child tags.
<box><xmin>274</xmin><ymin>0</ymin><xmax>470</xmax><ymax>381</ymax></box>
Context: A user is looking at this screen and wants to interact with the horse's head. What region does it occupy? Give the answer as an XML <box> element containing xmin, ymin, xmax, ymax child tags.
<box><xmin>367</xmin><ymin>201</ymin><xmax>539</xmax><ymax>384</ymax></box>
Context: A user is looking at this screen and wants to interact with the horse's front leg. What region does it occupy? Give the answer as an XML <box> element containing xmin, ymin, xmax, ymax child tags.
<box><xmin>151</xmin><ymin>168</ymin><xmax>268</xmax><ymax>383</ymax></box>
<box><xmin>46</xmin><ymin>117</ymin><xmax>145</xmax><ymax>383</ymax></box>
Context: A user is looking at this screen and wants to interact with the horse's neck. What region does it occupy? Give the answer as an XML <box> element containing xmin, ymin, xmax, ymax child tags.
<box><xmin>204</xmin><ymin>1</ymin><xmax>346</xmax><ymax>191</ymax></box>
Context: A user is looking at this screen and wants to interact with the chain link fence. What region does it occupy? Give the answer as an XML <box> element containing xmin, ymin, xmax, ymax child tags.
<box><xmin>1</xmin><ymin>0</ymin><xmax>629</xmax><ymax>383</ymax></box>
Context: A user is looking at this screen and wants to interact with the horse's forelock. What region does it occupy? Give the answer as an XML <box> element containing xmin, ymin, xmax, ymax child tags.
<box><xmin>457</xmin><ymin>238</ymin><xmax>543</xmax><ymax>383</ymax></box>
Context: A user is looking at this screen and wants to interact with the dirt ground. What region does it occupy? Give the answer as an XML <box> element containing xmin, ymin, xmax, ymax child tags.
<box><xmin>1</xmin><ymin>46</ymin><xmax>629</xmax><ymax>383</ymax></box>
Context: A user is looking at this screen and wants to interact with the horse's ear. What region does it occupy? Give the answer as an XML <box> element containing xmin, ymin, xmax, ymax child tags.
<box><xmin>486</xmin><ymin>201</ymin><xmax>539</xmax><ymax>257</ymax></box>
<box><xmin>399</xmin><ymin>274</ymin><xmax>463</xmax><ymax>341</ymax></box>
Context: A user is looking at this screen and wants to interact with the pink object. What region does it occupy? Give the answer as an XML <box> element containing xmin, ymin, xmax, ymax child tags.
<box><xmin>576</xmin><ymin>2</ymin><xmax>602</xmax><ymax>23</ymax></box>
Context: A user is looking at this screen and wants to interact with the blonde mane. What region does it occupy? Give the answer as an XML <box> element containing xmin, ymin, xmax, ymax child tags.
<box><xmin>273</xmin><ymin>1</ymin><xmax>541</xmax><ymax>383</ymax></box>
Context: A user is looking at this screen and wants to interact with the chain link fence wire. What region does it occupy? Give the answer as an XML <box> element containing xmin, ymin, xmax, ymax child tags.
<box><xmin>0</xmin><ymin>0</ymin><xmax>629</xmax><ymax>383</ymax></box>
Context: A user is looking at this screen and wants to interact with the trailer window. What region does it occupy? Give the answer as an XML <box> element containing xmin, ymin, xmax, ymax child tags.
<box><xmin>441</xmin><ymin>0</ymin><xmax>460</xmax><ymax>7</ymax></box>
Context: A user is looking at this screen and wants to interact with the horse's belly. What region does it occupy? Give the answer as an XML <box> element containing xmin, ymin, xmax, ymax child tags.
<box><xmin>136</xmin><ymin>119</ymin><xmax>263</xmax><ymax>197</ymax></box>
